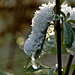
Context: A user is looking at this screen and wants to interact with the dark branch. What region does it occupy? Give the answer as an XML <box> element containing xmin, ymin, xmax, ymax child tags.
<box><xmin>56</xmin><ymin>0</ymin><xmax>62</xmax><ymax>75</ymax></box>
<box><xmin>65</xmin><ymin>54</ymin><xmax>74</xmax><ymax>75</ymax></box>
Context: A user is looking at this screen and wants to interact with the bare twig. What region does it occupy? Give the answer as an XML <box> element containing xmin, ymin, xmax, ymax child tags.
<box><xmin>56</xmin><ymin>0</ymin><xmax>62</xmax><ymax>75</ymax></box>
<box><xmin>65</xmin><ymin>54</ymin><xmax>74</xmax><ymax>75</ymax></box>
<box><xmin>72</xmin><ymin>68</ymin><xmax>75</xmax><ymax>75</ymax></box>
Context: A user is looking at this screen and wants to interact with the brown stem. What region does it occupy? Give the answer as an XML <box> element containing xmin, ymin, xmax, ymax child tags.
<box><xmin>72</xmin><ymin>68</ymin><xmax>75</xmax><ymax>75</ymax></box>
<box><xmin>65</xmin><ymin>54</ymin><xmax>74</xmax><ymax>75</ymax></box>
<box><xmin>56</xmin><ymin>0</ymin><xmax>62</xmax><ymax>75</ymax></box>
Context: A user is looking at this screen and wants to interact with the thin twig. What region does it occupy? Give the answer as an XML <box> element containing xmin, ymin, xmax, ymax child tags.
<box><xmin>56</xmin><ymin>0</ymin><xmax>62</xmax><ymax>75</ymax></box>
<box><xmin>72</xmin><ymin>68</ymin><xmax>75</xmax><ymax>75</ymax></box>
<box><xmin>65</xmin><ymin>54</ymin><xmax>74</xmax><ymax>75</ymax></box>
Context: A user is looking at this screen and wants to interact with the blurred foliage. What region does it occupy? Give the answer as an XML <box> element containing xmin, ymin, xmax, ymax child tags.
<box><xmin>0</xmin><ymin>72</ymin><xmax>7</xmax><ymax>75</ymax></box>
<box><xmin>43</xmin><ymin>35</ymin><xmax>67</xmax><ymax>54</ymax></box>
<box><xmin>0</xmin><ymin>0</ymin><xmax>49</xmax><ymax>75</ymax></box>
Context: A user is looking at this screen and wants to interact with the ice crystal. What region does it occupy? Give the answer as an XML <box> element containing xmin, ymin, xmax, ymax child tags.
<box><xmin>24</xmin><ymin>2</ymin><xmax>55</xmax><ymax>56</ymax></box>
<box><xmin>24</xmin><ymin>2</ymin><xmax>75</xmax><ymax>56</ymax></box>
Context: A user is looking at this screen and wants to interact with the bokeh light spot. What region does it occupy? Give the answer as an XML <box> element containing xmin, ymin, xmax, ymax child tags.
<box><xmin>16</xmin><ymin>37</ymin><xmax>25</xmax><ymax>46</ymax></box>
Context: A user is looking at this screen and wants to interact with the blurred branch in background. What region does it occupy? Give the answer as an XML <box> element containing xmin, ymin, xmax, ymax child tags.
<box><xmin>0</xmin><ymin>0</ymin><xmax>41</xmax><ymax>36</ymax></box>
<box><xmin>0</xmin><ymin>0</ymin><xmax>44</xmax><ymax>75</ymax></box>
<box><xmin>6</xmin><ymin>37</ymin><xmax>16</xmax><ymax>70</ymax></box>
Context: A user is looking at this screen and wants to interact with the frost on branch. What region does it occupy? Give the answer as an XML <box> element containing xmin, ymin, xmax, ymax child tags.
<box><xmin>24</xmin><ymin>2</ymin><xmax>55</xmax><ymax>56</ymax></box>
<box><xmin>24</xmin><ymin>2</ymin><xmax>75</xmax><ymax>56</ymax></box>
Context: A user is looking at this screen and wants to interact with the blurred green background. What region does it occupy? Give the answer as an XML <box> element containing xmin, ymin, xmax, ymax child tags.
<box><xmin>0</xmin><ymin>0</ymin><xmax>50</xmax><ymax>75</ymax></box>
